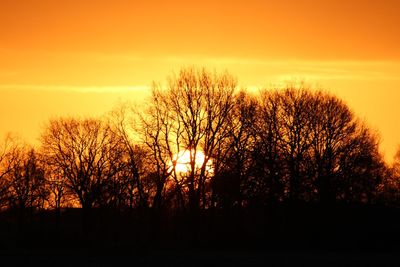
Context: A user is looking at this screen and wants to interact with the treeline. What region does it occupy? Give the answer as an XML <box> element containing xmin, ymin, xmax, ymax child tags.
<box><xmin>1</xmin><ymin>67</ymin><xmax>400</xmax><ymax>215</ymax></box>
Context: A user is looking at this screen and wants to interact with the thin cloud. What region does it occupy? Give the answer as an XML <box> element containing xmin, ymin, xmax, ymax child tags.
<box><xmin>0</xmin><ymin>84</ymin><xmax>150</xmax><ymax>93</ymax></box>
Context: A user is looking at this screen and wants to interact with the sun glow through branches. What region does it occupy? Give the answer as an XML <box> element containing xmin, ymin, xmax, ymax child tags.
<box><xmin>169</xmin><ymin>150</ymin><xmax>213</xmax><ymax>174</ymax></box>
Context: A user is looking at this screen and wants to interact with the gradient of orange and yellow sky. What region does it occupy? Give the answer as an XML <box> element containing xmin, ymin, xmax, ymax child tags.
<box><xmin>0</xmin><ymin>0</ymin><xmax>400</xmax><ymax>162</ymax></box>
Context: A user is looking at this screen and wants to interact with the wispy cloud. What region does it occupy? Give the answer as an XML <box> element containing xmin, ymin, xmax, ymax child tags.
<box><xmin>198</xmin><ymin>58</ymin><xmax>400</xmax><ymax>80</ymax></box>
<box><xmin>0</xmin><ymin>84</ymin><xmax>150</xmax><ymax>93</ymax></box>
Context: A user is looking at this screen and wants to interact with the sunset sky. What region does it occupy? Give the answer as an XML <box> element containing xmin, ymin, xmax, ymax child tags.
<box><xmin>0</xmin><ymin>0</ymin><xmax>400</xmax><ymax>162</ymax></box>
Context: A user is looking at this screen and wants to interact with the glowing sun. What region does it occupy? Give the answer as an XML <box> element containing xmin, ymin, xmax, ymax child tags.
<box><xmin>170</xmin><ymin>150</ymin><xmax>213</xmax><ymax>174</ymax></box>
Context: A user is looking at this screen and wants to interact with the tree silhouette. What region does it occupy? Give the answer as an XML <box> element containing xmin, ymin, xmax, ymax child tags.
<box><xmin>382</xmin><ymin>148</ymin><xmax>400</xmax><ymax>206</ymax></box>
<box><xmin>0</xmin><ymin>67</ymin><xmax>398</xmax><ymax>256</ymax></box>
<box><xmin>215</xmin><ymin>86</ymin><xmax>386</xmax><ymax>206</ymax></box>
<box><xmin>42</xmin><ymin>158</ymin><xmax>69</xmax><ymax>210</ymax></box>
<box><xmin>212</xmin><ymin>91</ymin><xmax>258</xmax><ymax>208</ymax></box>
<box><xmin>276</xmin><ymin>88</ymin><xmax>315</xmax><ymax>202</ymax></box>
<box><xmin>308</xmin><ymin>92</ymin><xmax>357</xmax><ymax>204</ymax></box>
<box><xmin>137</xmin><ymin>67</ymin><xmax>237</xmax><ymax>211</ymax></box>
<box><xmin>107</xmin><ymin>106</ymin><xmax>149</xmax><ymax>209</ymax></box>
<box><xmin>6</xmin><ymin>148</ymin><xmax>47</xmax><ymax>212</ymax></box>
<box><xmin>333</xmin><ymin>125</ymin><xmax>384</xmax><ymax>204</ymax></box>
<box><xmin>0</xmin><ymin>135</ymin><xmax>17</xmax><ymax>210</ymax></box>
<box><xmin>136</xmin><ymin>86</ymin><xmax>179</xmax><ymax>210</ymax></box>
<box><xmin>40</xmin><ymin>118</ymin><xmax>125</xmax><ymax>210</ymax></box>
<box><xmin>0</xmin><ymin>137</ymin><xmax>47</xmax><ymax>215</ymax></box>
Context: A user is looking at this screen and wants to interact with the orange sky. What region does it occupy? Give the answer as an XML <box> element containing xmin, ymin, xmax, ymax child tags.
<box><xmin>0</xmin><ymin>0</ymin><xmax>400</xmax><ymax>162</ymax></box>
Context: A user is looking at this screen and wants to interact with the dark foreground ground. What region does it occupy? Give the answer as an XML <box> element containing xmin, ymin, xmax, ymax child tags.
<box><xmin>1</xmin><ymin>248</ymin><xmax>399</xmax><ymax>267</ymax></box>
<box><xmin>0</xmin><ymin>204</ymin><xmax>399</xmax><ymax>266</ymax></box>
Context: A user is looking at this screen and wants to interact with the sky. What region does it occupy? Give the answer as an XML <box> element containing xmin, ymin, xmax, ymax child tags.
<box><xmin>0</xmin><ymin>0</ymin><xmax>400</xmax><ymax>162</ymax></box>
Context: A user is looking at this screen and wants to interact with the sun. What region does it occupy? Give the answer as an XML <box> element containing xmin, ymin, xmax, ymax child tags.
<box><xmin>170</xmin><ymin>150</ymin><xmax>213</xmax><ymax>174</ymax></box>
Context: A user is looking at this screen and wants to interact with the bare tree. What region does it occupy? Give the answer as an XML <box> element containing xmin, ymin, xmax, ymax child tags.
<box><xmin>137</xmin><ymin>67</ymin><xmax>237</xmax><ymax>211</ymax></box>
<box><xmin>307</xmin><ymin>92</ymin><xmax>357</xmax><ymax>203</ymax></box>
<box><xmin>40</xmin><ymin>117</ymin><xmax>125</xmax><ymax>210</ymax></box>
<box><xmin>7</xmin><ymin>148</ymin><xmax>48</xmax><ymax>212</ymax></box>
<box><xmin>136</xmin><ymin>86</ymin><xmax>181</xmax><ymax>210</ymax></box>
<box><xmin>108</xmin><ymin>105</ymin><xmax>149</xmax><ymax>209</ymax></box>
<box><xmin>381</xmin><ymin>147</ymin><xmax>400</xmax><ymax>206</ymax></box>
<box><xmin>251</xmin><ymin>90</ymin><xmax>286</xmax><ymax>204</ymax></box>
<box><xmin>0</xmin><ymin>134</ymin><xmax>18</xmax><ymax>209</ymax></box>
<box><xmin>273</xmin><ymin>87</ymin><xmax>315</xmax><ymax>202</ymax></box>
<box><xmin>212</xmin><ymin>90</ymin><xmax>258</xmax><ymax>208</ymax></box>
<box><xmin>42</xmin><ymin>161</ymin><xmax>69</xmax><ymax>210</ymax></box>
<box><xmin>251</xmin><ymin>87</ymin><xmax>385</xmax><ymax>205</ymax></box>
<box><xmin>335</xmin><ymin>126</ymin><xmax>385</xmax><ymax>204</ymax></box>
<box><xmin>0</xmin><ymin>135</ymin><xmax>48</xmax><ymax>213</ymax></box>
